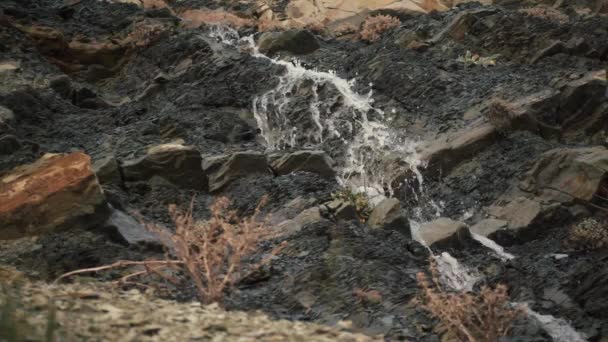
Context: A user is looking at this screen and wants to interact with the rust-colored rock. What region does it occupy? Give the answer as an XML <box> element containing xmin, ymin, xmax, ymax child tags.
<box><xmin>0</xmin><ymin>152</ymin><xmax>108</xmax><ymax>240</ymax></box>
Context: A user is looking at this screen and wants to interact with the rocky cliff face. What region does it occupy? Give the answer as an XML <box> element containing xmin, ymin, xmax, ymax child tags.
<box><xmin>1</xmin><ymin>0</ymin><xmax>607</xmax><ymax>340</ymax></box>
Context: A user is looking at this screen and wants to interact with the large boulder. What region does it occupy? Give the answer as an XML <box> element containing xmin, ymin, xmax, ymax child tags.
<box><xmin>270</xmin><ymin>150</ymin><xmax>335</xmax><ymax>178</ymax></box>
<box><xmin>206</xmin><ymin>152</ymin><xmax>270</xmax><ymax>193</ymax></box>
<box><xmin>122</xmin><ymin>143</ymin><xmax>206</xmax><ymax>190</ymax></box>
<box><xmin>367</xmin><ymin>198</ymin><xmax>410</xmax><ymax>237</ymax></box>
<box><xmin>258</xmin><ymin>29</ymin><xmax>320</xmax><ymax>55</ymax></box>
<box><xmin>519</xmin><ymin>147</ymin><xmax>608</xmax><ymax>202</ymax></box>
<box><xmin>418</xmin><ymin>218</ymin><xmax>472</xmax><ymax>250</ymax></box>
<box><xmin>0</xmin><ymin>152</ymin><xmax>109</xmax><ymax>240</ymax></box>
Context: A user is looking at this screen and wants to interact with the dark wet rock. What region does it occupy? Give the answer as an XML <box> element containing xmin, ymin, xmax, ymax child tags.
<box><xmin>486</xmin><ymin>90</ymin><xmax>560</xmax><ymax>137</ymax></box>
<box><xmin>92</xmin><ymin>155</ymin><xmax>122</xmax><ymax>186</ymax></box>
<box><xmin>0</xmin><ymin>105</ymin><xmax>15</xmax><ymax>132</ymax></box>
<box><xmin>428</xmin><ymin>7</ymin><xmax>498</xmax><ymax>43</ymax></box>
<box><xmin>324</xmin><ymin>199</ymin><xmax>358</xmax><ymax>221</ymax></box>
<box><xmin>270</xmin><ymin>150</ymin><xmax>335</xmax><ymax>178</ymax></box>
<box><xmin>530</xmin><ymin>40</ymin><xmax>567</xmax><ymax>64</ymax></box>
<box><xmin>367</xmin><ymin>198</ymin><xmax>410</xmax><ymax>237</ymax></box>
<box><xmin>571</xmin><ymin>264</ymin><xmax>608</xmax><ymax>318</ymax></box>
<box><xmin>519</xmin><ymin>147</ymin><xmax>608</xmax><ymax>203</ymax></box>
<box><xmin>0</xmin><ymin>153</ymin><xmax>109</xmax><ymax>240</ymax></box>
<box><xmin>0</xmin><ymin>134</ymin><xmax>20</xmax><ymax>154</ymax></box>
<box><xmin>419</xmin><ymin>120</ymin><xmax>499</xmax><ymax>177</ymax></box>
<box><xmin>102</xmin><ymin>206</ymin><xmax>163</xmax><ymax>249</ymax></box>
<box><xmin>419</xmin><ymin>218</ymin><xmax>473</xmax><ymax>250</ymax></box>
<box><xmin>276</xmin><ymin>206</ymin><xmax>326</xmax><ymax>234</ymax></box>
<box><xmin>49</xmin><ymin>75</ymin><xmax>72</xmax><ymax>99</ymax></box>
<box><xmin>208</xmin><ymin>152</ymin><xmax>270</xmax><ymax>193</ymax></box>
<box><xmin>258</xmin><ymin>29</ymin><xmax>320</xmax><ymax>55</ymax></box>
<box><xmin>556</xmin><ymin>70</ymin><xmax>608</xmax><ymax>143</ymax></box>
<box><xmin>122</xmin><ymin>143</ymin><xmax>207</xmax><ymax>191</ymax></box>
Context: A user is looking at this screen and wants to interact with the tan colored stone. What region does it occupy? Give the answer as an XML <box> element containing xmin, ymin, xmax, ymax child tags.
<box><xmin>419</xmin><ymin>120</ymin><xmax>498</xmax><ymax>176</ymax></box>
<box><xmin>418</xmin><ymin>217</ymin><xmax>472</xmax><ymax>249</ymax></box>
<box><xmin>488</xmin><ymin>197</ymin><xmax>542</xmax><ymax>230</ymax></box>
<box><xmin>520</xmin><ymin>147</ymin><xmax>608</xmax><ymax>202</ymax></box>
<box><xmin>285</xmin><ymin>0</ymin><xmax>491</xmax><ymax>27</ymax></box>
<box><xmin>0</xmin><ymin>152</ymin><xmax>108</xmax><ymax>240</ymax></box>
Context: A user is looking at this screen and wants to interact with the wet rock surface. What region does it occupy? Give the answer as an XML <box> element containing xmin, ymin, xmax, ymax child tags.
<box><xmin>1</xmin><ymin>0</ymin><xmax>607</xmax><ymax>340</ymax></box>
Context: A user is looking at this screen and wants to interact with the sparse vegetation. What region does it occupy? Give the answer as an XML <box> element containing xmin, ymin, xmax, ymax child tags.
<box><xmin>360</xmin><ymin>15</ymin><xmax>401</xmax><ymax>42</ymax></box>
<box><xmin>564</xmin><ymin>218</ymin><xmax>608</xmax><ymax>251</ymax></box>
<box><xmin>457</xmin><ymin>50</ymin><xmax>499</xmax><ymax>67</ymax></box>
<box><xmin>331</xmin><ymin>189</ymin><xmax>372</xmax><ymax>222</ymax></box>
<box><xmin>416</xmin><ymin>261</ymin><xmax>522</xmax><ymax>342</ymax></box>
<box><xmin>165</xmin><ymin>196</ymin><xmax>285</xmax><ymax>303</ymax></box>
<box><xmin>55</xmin><ymin>196</ymin><xmax>285</xmax><ymax>304</ymax></box>
<box><xmin>486</xmin><ymin>98</ymin><xmax>516</xmax><ymax>133</ymax></box>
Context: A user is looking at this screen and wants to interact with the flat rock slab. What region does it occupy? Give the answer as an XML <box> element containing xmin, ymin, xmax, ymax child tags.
<box><xmin>122</xmin><ymin>143</ymin><xmax>207</xmax><ymax>190</ymax></box>
<box><xmin>520</xmin><ymin>146</ymin><xmax>608</xmax><ymax>202</ymax></box>
<box><xmin>103</xmin><ymin>207</ymin><xmax>163</xmax><ymax>249</ymax></box>
<box><xmin>0</xmin><ymin>152</ymin><xmax>108</xmax><ymax>240</ymax></box>
<box><xmin>418</xmin><ymin>217</ymin><xmax>472</xmax><ymax>250</ymax></box>
<box><xmin>208</xmin><ymin>152</ymin><xmax>270</xmax><ymax>193</ymax></box>
<box><xmin>270</xmin><ymin>150</ymin><xmax>335</xmax><ymax>178</ymax></box>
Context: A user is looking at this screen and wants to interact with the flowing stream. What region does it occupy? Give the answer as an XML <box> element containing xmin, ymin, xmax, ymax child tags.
<box><xmin>206</xmin><ymin>25</ymin><xmax>587</xmax><ymax>341</ymax></box>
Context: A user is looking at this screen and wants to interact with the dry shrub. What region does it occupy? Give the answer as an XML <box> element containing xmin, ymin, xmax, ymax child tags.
<box><xmin>416</xmin><ymin>261</ymin><xmax>522</xmax><ymax>342</ymax></box>
<box><xmin>304</xmin><ymin>21</ymin><xmax>327</xmax><ymax>35</ymax></box>
<box><xmin>352</xmin><ymin>287</ymin><xmax>382</xmax><ymax>304</ymax></box>
<box><xmin>486</xmin><ymin>98</ymin><xmax>516</xmax><ymax>133</ymax></box>
<box><xmin>519</xmin><ymin>7</ymin><xmax>569</xmax><ymax>24</ymax></box>
<box><xmin>360</xmin><ymin>15</ymin><xmax>401</xmax><ymax>42</ymax></box>
<box><xmin>333</xmin><ymin>23</ymin><xmax>358</xmax><ymax>37</ymax></box>
<box><xmin>564</xmin><ymin>218</ymin><xmax>608</xmax><ymax>251</ymax></box>
<box><xmin>56</xmin><ymin>196</ymin><xmax>285</xmax><ymax>304</ymax></box>
<box><xmin>168</xmin><ymin>196</ymin><xmax>284</xmax><ymax>303</ymax></box>
<box><xmin>180</xmin><ymin>9</ymin><xmax>255</xmax><ymax>29</ymax></box>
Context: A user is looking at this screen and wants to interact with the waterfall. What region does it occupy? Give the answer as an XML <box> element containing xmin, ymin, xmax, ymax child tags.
<box><xmin>205</xmin><ymin>25</ymin><xmax>587</xmax><ymax>341</ymax></box>
<box><xmin>209</xmin><ymin>26</ymin><xmax>423</xmax><ymax>202</ymax></box>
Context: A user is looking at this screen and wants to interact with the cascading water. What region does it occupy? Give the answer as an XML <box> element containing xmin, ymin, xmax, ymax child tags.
<box><xmin>211</xmin><ymin>27</ymin><xmax>424</xmax><ymax>202</ymax></box>
<box><xmin>206</xmin><ymin>25</ymin><xmax>587</xmax><ymax>341</ymax></box>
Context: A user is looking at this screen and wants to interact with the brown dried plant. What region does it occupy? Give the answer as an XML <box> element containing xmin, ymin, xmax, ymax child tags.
<box><xmin>56</xmin><ymin>196</ymin><xmax>285</xmax><ymax>304</ymax></box>
<box><xmin>168</xmin><ymin>196</ymin><xmax>285</xmax><ymax>303</ymax></box>
<box><xmin>519</xmin><ymin>7</ymin><xmax>569</xmax><ymax>24</ymax></box>
<box><xmin>360</xmin><ymin>15</ymin><xmax>401</xmax><ymax>42</ymax></box>
<box><xmin>564</xmin><ymin>217</ymin><xmax>608</xmax><ymax>251</ymax></box>
<box><xmin>416</xmin><ymin>260</ymin><xmax>522</xmax><ymax>342</ymax></box>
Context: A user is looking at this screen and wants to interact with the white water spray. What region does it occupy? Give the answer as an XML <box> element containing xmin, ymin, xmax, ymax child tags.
<box><xmin>205</xmin><ymin>26</ymin><xmax>587</xmax><ymax>341</ymax></box>
<box><xmin>210</xmin><ymin>27</ymin><xmax>424</xmax><ymax>200</ymax></box>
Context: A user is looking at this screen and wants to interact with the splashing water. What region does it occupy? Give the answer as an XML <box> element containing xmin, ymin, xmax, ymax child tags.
<box><xmin>525</xmin><ymin>306</ymin><xmax>588</xmax><ymax>342</ymax></box>
<box><xmin>470</xmin><ymin>232</ymin><xmax>515</xmax><ymax>261</ymax></box>
<box><xmin>209</xmin><ymin>26</ymin><xmax>423</xmax><ymax>201</ymax></box>
<box><xmin>206</xmin><ymin>26</ymin><xmax>587</xmax><ymax>341</ymax></box>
